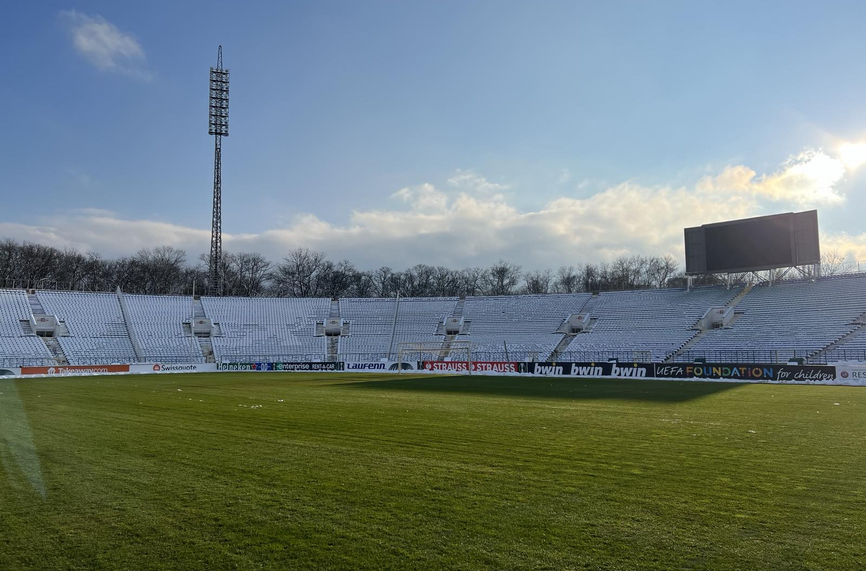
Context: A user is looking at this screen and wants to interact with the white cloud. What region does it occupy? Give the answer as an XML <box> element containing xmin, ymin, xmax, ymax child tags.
<box><xmin>447</xmin><ymin>170</ymin><xmax>510</xmax><ymax>194</ymax></box>
<box><xmin>696</xmin><ymin>150</ymin><xmax>846</xmax><ymax>206</ymax></box>
<box><xmin>1</xmin><ymin>149</ymin><xmax>863</xmax><ymax>269</ymax></box>
<box><xmin>60</xmin><ymin>11</ymin><xmax>153</xmax><ymax>80</ymax></box>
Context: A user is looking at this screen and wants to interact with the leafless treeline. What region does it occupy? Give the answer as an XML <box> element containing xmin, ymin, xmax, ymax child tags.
<box><xmin>0</xmin><ymin>238</ymin><xmax>851</xmax><ymax>298</ymax></box>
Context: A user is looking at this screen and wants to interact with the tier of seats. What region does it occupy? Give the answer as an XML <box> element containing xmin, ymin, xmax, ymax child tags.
<box><xmin>686</xmin><ymin>276</ymin><xmax>866</xmax><ymax>362</ymax></box>
<box><xmin>125</xmin><ymin>294</ymin><xmax>204</xmax><ymax>364</ymax></box>
<box><xmin>1</xmin><ymin>275</ymin><xmax>865</xmax><ymax>365</ymax></box>
<box><xmin>458</xmin><ymin>294</ymin><xmax>591</xmax><ymax>360</ymax></box>
<box><xmin>339</xmin><ymin>297</ymin><xmax>458</xmax><ymax>360</ymax></box>
<box><xmin>565</xmin><ymin>287</ymin><xmax>740</xmax><ymax>361</ymax></box>
<box><xmin>37</xmin><ymin>291</ymin><xmax>137</xmax><ymax>365</ymax></box>
<box><xmin>202</xmin><ymin>296</ymin><xmax>330</xmax><ymax>362</ymax></box>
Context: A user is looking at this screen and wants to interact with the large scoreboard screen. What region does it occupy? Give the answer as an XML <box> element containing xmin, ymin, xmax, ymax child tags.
<box><xmin>684</xmin><ymin>211</ymin><xmax>820</xmax><ymax>275</ymax></box>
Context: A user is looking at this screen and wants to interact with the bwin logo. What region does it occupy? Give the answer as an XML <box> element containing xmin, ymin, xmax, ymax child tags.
<box><xmin>611</xmin><ymin>364</ymin><xmax>647</xmax><ymax>378</ymax></box>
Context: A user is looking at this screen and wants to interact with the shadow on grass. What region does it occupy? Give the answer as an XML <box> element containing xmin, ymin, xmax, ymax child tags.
<box><xmin>343</xmin><ymin>375</ymin><xmax>745</xmax><ymax>403</ymax></box>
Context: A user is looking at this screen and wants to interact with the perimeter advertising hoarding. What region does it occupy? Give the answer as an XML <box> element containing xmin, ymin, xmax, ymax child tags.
<box><xmin>532</xmin><ymin>362</ymin><xmax>651</xmax><ymax>378</ymax></box>
<box><xmin>420</xmin><ymin>361</ymin><xmax>526</xmax><ymax>374</ymax></box>
<box><xmin>130</xmin><ymin>363</ymin><xmax>218</xmax><ymax>374</ymax></box>
<box><xmin>216</xmin><ymin>362</ymin><xmax>343</xmax><ymax>372</ymax></box>
<box><xmin>684</xmin><ymin>210</ymin><xmax>820</xmax><ymax>275</ymax></box>
<box><xmin>19</xmin><ymin>364</ymin><xmax>131</xmax><ymax>376</ymax></box>
<box><xmin>529</xmin><ymin>362</ymin><xmax>837</xmax><ymax>383</ymax></box>
<box><xmin>344</xmin><ymin>362</ymin><xmax>419</xmax><ymax>372</ymax></box>
<box><xmin>652</xmin><ymin>363</ymin><xmax>837</xmax><ymax>383</ymax></box>
<box><xmin>823</xmin><ymin>363</ymin><xmax>866</xmax><ymax>386</ymax></box>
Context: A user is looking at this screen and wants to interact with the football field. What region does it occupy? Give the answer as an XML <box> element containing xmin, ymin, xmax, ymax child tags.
<box><xmin>1</xmin><ymin>372</ymin><xmax>864</xmax><ymax>570</ymax></box>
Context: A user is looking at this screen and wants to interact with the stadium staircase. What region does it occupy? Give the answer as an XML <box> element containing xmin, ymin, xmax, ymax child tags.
<box><xmin>386</xmin><ymin>296</ymin><xmax>400</xmax><ymax>359</ymax></box>
<box><xmin>43</xmin><ymin>336</ymin><xmax>69</xmax><ymax>365</ymax></box>
<box><xmin>437</xmin><ymin>297</ymin><xmax>465</xmax><ymax>360</ymax></box>
<box><xmin>664</xmin><ymin>283</ymin><xmax>753</xmax><ymax>363</ymax></box>
<box><xmin>193</xmin><ymin>298</ymin><xmax>206</xmax><ymax>318</ymax></box>
<box><xmin>807</xmin><ymin>309</ymin><xmax>866</xmax><ymax>363</ymax></box>
<box><xmin>548</xmin><ymin>334</ymin><xmax>575</xmax><ymax>361</ymax></box>
<box><xmin>324</xmin><ymin>299</ymin><xmax>343</xmax><ymax>361</ymax></box>
<box><xmin>116</xmin><ymin>289</ymin><xmax>144</xmax><ymax>362</ymax></box>
<box><xmin>725</xmin><ymin>282</ymin><xmax>754</xmax><ymax>310</ymax></box>
<box><xmin>191</xmin><ymin>298</ymin><xmax>216</xmax><ymax>363</ymax></box>
<box><xmin>19</xmin><ymin>320</ymin><xmax>34</xmax><ymax>335</ymax></box>
<box><xmin>27</xmin><ymin>292</ymin><xmax>68</xmax><ymax>365</ymax></box>
<box><xmin>196</xmin><ymin>336</ymin><xmax>215</xmax><ymax>363</ymax></box>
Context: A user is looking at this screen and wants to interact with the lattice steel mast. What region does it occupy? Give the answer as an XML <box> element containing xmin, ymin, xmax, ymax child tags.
<box><xmin>208</xmin><ymin>45</ymin><xmax>230</xmax><ymax>295</ymax></box>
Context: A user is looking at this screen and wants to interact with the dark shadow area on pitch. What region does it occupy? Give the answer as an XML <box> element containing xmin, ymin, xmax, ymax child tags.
<box><xmin>342</xmin><ymin>375</ymin><xmax>745</xmax><ymax>403</ymax></box>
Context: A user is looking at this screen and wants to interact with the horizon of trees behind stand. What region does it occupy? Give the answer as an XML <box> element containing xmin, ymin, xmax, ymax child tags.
<box><xmin>0</xmin><ymin>238</ymin><xmax>851</xmax><ymax>298</ymax></box>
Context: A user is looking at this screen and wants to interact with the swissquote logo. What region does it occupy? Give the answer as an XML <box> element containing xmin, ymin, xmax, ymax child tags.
<box><xmin>152</xmin><ymin>364</ymin><xmax>199</xmax><ymax>372</ymax></box>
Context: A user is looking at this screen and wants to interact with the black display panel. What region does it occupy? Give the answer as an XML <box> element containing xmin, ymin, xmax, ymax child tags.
<box><xmin>685</xmin><ymin>211</ymin><xmax>820</xmax><ymax>275</ymax></box>
<box><xmin>704</xmin><ymin>216</ymin><xmax>793</xmax><ymax>272</ymax></box>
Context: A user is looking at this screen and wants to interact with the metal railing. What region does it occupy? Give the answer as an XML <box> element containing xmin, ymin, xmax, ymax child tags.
<box><xmin>0</xmin><ymin>357</ymin><xmax>57</xmax><ymax>367</ymax></box>
<box><xmin>558</xmin><ymin>350</ymin><xmax>654</xmax><ymax>363</ymax></box>
<box><xmin>673</xmin><ymin>349</ymin><xmax>817</xmax><ymax>364</ymax></box>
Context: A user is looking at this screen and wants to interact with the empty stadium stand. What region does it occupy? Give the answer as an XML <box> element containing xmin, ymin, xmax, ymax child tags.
<box><xmin>339</xmin><ymin>298</ymin><xmax>397</xmax><ymax>360</ymax></box>
<box><xmin>37</xmin><ymin>291</ymin><xmax>137</xmax><ymax>365</ymax></box>
<box><xmin>202</xmin><ymin>296</ymin><xmax>330</xmax><ymax>362</ymax></box>
<box><xmin>681</xmin><ymin>275</ymin><xmax>866</xmax><ymax>363</ymax></box>
<box><xmin>0</xmin><ymin>290</ymin><xmax>54</xmax><ymax>366</ymax></box>
<box><xmin>1</xmin><ymin>274</ymin><xmax>866</xmax><ymax>367</ymax></box>
<box><xmin>124</xmin><ymin>294</ymin><xmax>204</xmax><ymax>363</ymax></box>
<box><xmin>459</xmin><ymin>294</ymin><xmax>591</xmax><ymax>360</ymax></box>
<box><xmin>564</xmin><ymin>287</ymin><xmax>741</xmax><ymax>362</ymax></box>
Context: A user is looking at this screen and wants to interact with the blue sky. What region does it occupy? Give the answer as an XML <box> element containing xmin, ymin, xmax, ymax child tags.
<box><xmin>3</xmin><ymin>1</ymin><xmax>866</xmax><ymax>269</ymax></box>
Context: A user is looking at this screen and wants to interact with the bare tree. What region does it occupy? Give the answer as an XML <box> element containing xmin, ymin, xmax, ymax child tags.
<box><xmin>822</xmin><ymin>249</ymin><xmax>845</xmax><ymax>276</ymax></box>
<box><xmin>223</xmin><ymin>252</ymin><xmax>271</xmax><ymax>297</ymax></box>
<box><xmin>372</xmin><ymin>267</ymin><xmax>396</xmax><ymax>297</ymax></box>
<box><xmin>554</xmin><ymin>265</ymin><xmax>580</xmax><ymax>293</ymax></box>
<box><xmin>271</xmin><ymin>248</ymin><xmax>329</xmax><ymax>297</ymax></box>
<box><xmin>484</xmin><ymin>260</ymin><xmax>522</xmax><ymax>296</ymax></box>
<box><xmin>523</xmin><ymin>269</ymin><xmax>553</xmax><ymax>294</ymax></box>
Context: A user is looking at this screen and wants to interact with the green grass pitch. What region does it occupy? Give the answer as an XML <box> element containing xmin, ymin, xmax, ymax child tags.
<box><xmin>1</xmin><ymin>372</ymin><xmax>865</xmax><ymax>570</ymax></box>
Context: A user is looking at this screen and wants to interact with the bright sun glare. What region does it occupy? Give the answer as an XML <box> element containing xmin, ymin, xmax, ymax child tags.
<box><xmin>839</xmin><ymin>142</ymin><xmax>866</xmax><ymax>170</ymax></box>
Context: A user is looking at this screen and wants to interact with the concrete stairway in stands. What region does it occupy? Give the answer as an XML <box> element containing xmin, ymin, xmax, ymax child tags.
<box><xmin>27</xmin><ymin>292</ymin><xmax>66</xmax><ymax>365</ymax></box>
<box><xmin>438</xmin><ymin>297</ymin><xmax>465</xmax><ymax>360</ymax></box>
<box><xmin>808</xmin><ymin>309</ymin><xmax>866</xmax><ymax>363</ymax></box>
<box><xmin>548</xmin><ymin>334</ymin><xmax>575</xmax><ymax>361</ymax></box>
<box><xmin>666</xmin><ymin>283</ymin><xmax>754</xmax><ymax>363</ymax></box>
<box><xmin>196</xmin><ymin>336</ymin><xmax>215</xmax><ymax>363</ymax></box>
<box><xmin>43</xmin><ymin>336</ymin><xmax>68</xmax><ymax>365</ymax></box>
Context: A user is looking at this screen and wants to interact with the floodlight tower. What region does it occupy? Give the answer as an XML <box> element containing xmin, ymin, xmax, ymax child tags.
<box><xmin>208</xmin><ymin>45</ymin><xmax>229</xmax><ymax>295</ymax></box>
